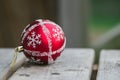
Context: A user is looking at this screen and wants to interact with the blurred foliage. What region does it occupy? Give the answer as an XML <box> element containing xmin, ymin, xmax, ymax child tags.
<box><xmin>90</xmin><ymin>0</ymin><xmax>120</xmax><ymax>30</ymax></box>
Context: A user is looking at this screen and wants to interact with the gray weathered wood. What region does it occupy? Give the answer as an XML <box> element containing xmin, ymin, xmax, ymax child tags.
<box><xmin>9</xmin><ymin>48</ymin><xmax>94</xmax><ymax>80</ymax></box>
<box><xmin>97</xmin><ymin>50</ymin><xmax>120</xmax><ymax>80</ymax></box>
<box><xmin>58</xmin><ymin>0</ymin><xmax>89</xmax><ymax>47</ymax></box>
<box><xmin>0</xmin><ymin>48</ymin><xmax>26</xmax><ymax>80</ymax></box>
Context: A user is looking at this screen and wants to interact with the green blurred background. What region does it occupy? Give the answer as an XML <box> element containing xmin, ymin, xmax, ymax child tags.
<box><xmin>90</xmin><ymin>0</ymin><xmax>120</xmax><ymax>39</ymax></box>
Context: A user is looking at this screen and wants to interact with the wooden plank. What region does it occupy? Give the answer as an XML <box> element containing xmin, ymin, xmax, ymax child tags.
<box><xmin>58</xmin><ymin>0</ymin><xmax>89</xmax><ymax>47</ymax></box>
<box><xmin>9</xmin><ymin>48</ymin><xmax>94</xmax><ymax>80</ymax></box>
<box><xmin>97</xmin><ymin>50</ymin><xmax>120</xmax><ymax>80</ymax></box>
<box><xmin>0</xmin><ymin>48</ymin><xmax>26</xmax><ymax>80</ymax></box>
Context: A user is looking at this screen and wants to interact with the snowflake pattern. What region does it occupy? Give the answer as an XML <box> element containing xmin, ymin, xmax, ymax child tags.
<box><xmin>52</xmin><ymin>27</ymin><xmax>63</xmax><ymax>41</ymax></box>
<box><xmin>27</xmin><ymin>31</ymin><xmax>41</xmax><ymax>48</ymax></box>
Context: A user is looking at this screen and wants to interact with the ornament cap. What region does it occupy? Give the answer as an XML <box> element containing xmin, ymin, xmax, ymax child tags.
<box><xmin>16</xmin><ymin>46</ymin><xmax>23</xmax><ymax>52</ymax></box>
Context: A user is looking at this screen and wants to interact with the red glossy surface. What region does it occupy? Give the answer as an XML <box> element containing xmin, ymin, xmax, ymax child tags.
<box><xmin>21</xmin><ymin>19</ymin><xmax>66</xmax><ymax>64</ymax></box>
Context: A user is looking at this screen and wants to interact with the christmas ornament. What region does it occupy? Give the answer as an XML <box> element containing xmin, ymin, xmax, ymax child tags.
<box><xmin>10</xmin><ymin>19</ymin><xmax>66</xmax><ymax>67</ymax></box>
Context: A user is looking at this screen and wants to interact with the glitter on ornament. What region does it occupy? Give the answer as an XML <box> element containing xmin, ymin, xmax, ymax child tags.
<box><xmin>52</xmin><ymin>27</ymin><xmax>64</xmax><ymax>41</ymax></box>
<box><xmin>27</xmin><ymin>31</ymin><xmax>41</xmax><ymax>48</ymax></box>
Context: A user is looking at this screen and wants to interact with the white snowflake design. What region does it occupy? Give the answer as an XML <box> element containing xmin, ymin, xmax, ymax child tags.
<box><xmin>27</xmin><ymin>31</ymin><xmax>41</xmax><ymax>48</ymax></box>
<box><xmin>52</xmin><ymin>27</ymin><xmax>64</xmax><ymax>41</ymax></box>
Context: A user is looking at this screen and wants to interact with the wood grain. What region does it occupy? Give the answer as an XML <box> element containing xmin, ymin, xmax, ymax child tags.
<box><xmin>97</xmin><ymin>50</ymin><xmax>120</xmax><ymax>80</ymax></box>
<box><xmin>9</xmin><ymin>48</ymin><xmax>94</xmax><ymax>80</ymax></box>
<box><xmin>0</xmin><ymin>48</ymin><xmax>26</xmax><ymax>80</ymax></box>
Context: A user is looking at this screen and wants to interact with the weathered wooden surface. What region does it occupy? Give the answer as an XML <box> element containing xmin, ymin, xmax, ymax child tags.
<box><xmin>9</xmin><ymin>48</ymin><xmax>94</xmax><ymax>80</ymax></box>
<box><xmin>97</xmin><ymin>50</ymin><xmax>120</xmax><ymax>80</ymax></box>
<box><xmin>0</xmin><ymin>48</ymin><xmax>26</xmax><ymax>80</ymax></box>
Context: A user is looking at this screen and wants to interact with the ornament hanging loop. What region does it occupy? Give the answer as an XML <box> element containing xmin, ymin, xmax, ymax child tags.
<box><xmin>16</xmin><ymin>46</ymin><xmax>23</xmax><ymax>52</ymax></box>
<box><xmin>10</xmin><ymin>46</ymin><xmax>23</xmax><ymax>71</ymax></box>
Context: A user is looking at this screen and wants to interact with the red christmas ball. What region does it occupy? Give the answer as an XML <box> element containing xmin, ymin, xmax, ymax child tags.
<box><xmin>21</xmin><ymin>19</ymin><xmax>66</xmax><ymax>64</ymax></box>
